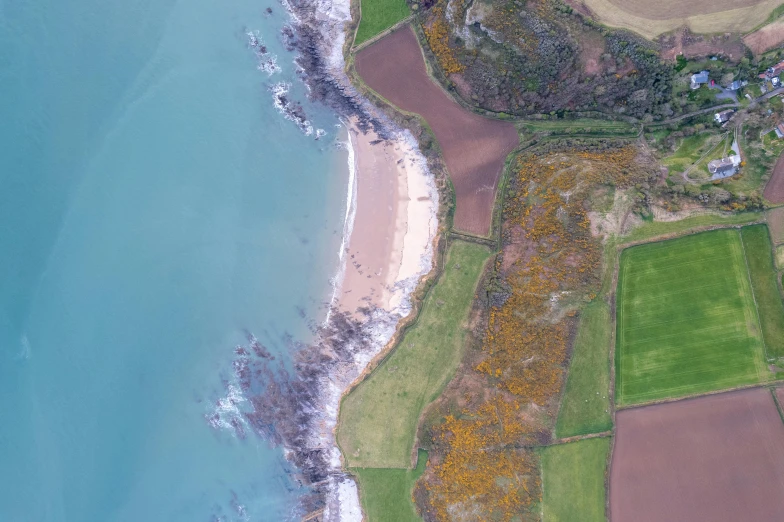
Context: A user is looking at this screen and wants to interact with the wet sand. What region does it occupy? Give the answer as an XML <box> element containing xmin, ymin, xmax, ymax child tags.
<box><xmin>338</xmin><ymin>119</ymin><xmax>436</xmax><ymax>317</ymax></box>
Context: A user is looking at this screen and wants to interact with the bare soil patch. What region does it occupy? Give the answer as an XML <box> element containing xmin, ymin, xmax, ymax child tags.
<box><xmin>604</xmin><ymin>0</ymin><xmax>759</xmax><ymax>20</ymax></box>
<box><xmin>355</xmin><ymin>26</ymin><xmax>520</xmax><ymax>236</ymax></box>
<box><xmin>764</xmin><ymin>152</ymin><xmax>784</xmax><ymax>203</ymax></box>
<box><xmin>744</xmin><ymin>18</ymin><xmax>784</xmax><ymax>55</ymax></box>
<box><xmin>768</xmin><ymin>207</ymin><xmax>784</xmax><ymax>244</ymax></box>
<box><xmin>661</xmin><ymin>29</ymin><xmax>747</xmax><ymax>62</ymax></box>
<box><xmin>610</xmin><ymin>388</ymin><xmax>784</xmax><ymax>522</ymax></box>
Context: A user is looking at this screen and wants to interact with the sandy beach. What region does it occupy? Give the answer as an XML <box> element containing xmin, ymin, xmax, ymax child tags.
<box><xmin>338</xmin><ymin>119</ymin><xmax>437</xmax><ymax>318</ymax></box>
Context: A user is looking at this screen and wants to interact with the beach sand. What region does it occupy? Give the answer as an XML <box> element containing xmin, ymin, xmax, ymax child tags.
<box><xmin>338</xmin><ymin>119</ymin><xmax>436</xmax><ymax>317</ymax></box>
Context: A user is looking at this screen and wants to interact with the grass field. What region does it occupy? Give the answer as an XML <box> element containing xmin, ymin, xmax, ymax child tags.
<box><xmin>555</xmin><ymin>301</ymin><xmax>613</xmax><ymax>438</ymax></box>
<box><xmin>338</xmin><ymin>240</ymin><xmax>491</xmax><ymax>468</ymax></box>
<box><xmin>741</xmin><ymin>225</ymin><xmax>784</xmax><ymax>359</ymax></box>
<box><xmin>541</xmin><ymin>438</ymin><xmax>610</xmax><ymax>522</ymax></box>
<box><xmin>616</xmin><ymin>229</ymin><xmax>769</xmax><ymax>405</ymax></box>
<box><xmin>352</xmin><ymin>449</ymin><xmax>427</xmax><ymax>522</ymax></box>
<box><xmin>776</xmin><ymin>244</ymin><xmax>784</xmax><ymax>268</ymax></box>
<box><xmin>572</xmin><ymin>0</ymin><xmax>784</xmax><ymax>39</ymax></box>
<box><xmin>621</xmin><ymin>211</ymin><xmax>761</xmax><ymax>244</ymax></box>
<box><xmin>354</xmin><ymin>0</ymin><xmax>409</xmax><ymax>46</ymax></box>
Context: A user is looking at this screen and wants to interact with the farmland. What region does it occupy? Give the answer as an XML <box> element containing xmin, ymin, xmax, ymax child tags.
<box><xmin>351</xmin><ymin>449</ymin><xmax>427</xmax><ymax>522</ymax></box>
<box><xmin>555</xmin><ymin>301</ymin><xmax>613</xmax><ymax>438</ymax></box>
<box><xmin>566</xmin><ymin>0</ymin><xmax>784</xmax><ymax>39</ymax></box>
<box><xmin>764</xmin><ymin>152</ymin><xmax>784</xmax><ymax>204</ymax></box>
<box><xmin>740</xmin><ymin>225</ymin><xmax>784</xmax><ymax>358</ymax></box>
<box><xmin>337</xmin><ymin>240</ymin><xmax>490</xmax><ymax>469</ymax></box>
<box><xmin>541</xmin><ymin>438</ymin><xmax>610</xmax><ymax>522</ymax></box>
<box><xmin>354</xmin><ymin>26</ymin><xmax>519</xmax><ymax>236</ymax></box>
<box><xmin>610</xmin><ymin>388</ymin><xmax>784</xmax><ymax>521</ymax></box>
<box><xmin>353</xmin><ymin>0</ymin><xmax>409</xmax><ymax>46</ymax></box>
<box><xmin>615</xmin><ymin>229</ymin><xmax>769</xmax><ymax>405</ymax></box>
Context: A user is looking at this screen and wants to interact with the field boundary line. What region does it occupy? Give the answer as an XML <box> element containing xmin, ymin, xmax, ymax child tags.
<box><xmin>771</xmin><ymin>386</ymin><xmax>784</xmax><ymax>425</ymax></box>
<box><xmin>351</xmin><ymin>15</ymin><xmax>416</xmax><ymax>54</ymax></box>
<box><xmin>739</xmin><ymin>227</ymin><xmax>775</xmax><ymax>364</ymax></box>
<box><xmin>616</xmin><ymin>382</ymin><xmax>775</xmax><ymax>410</ymax></box>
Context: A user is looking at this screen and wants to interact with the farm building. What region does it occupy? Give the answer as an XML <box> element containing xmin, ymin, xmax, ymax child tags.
<box><xmin>775</xmin><ymin>123</ymin><xmax>784</xmax><ymax>139</ymax></box>
<box><xmin>767</xmin><ymin>61</ymin><xmax>784</xmax><ymax>78</ymax></box>
<box><xmin>708</xmin><ymin>155</ymin><xmax>741</xmax><ymax>179</ymax></box>
<box><xmin>690</xmin><ymin>71</ymin><xmax>709</xmax><ymax>90</ymax></box>
<box><xmin>714</xmin><ymin>110</ymin><xmax>734</xmax><ymax>124</ymax></box>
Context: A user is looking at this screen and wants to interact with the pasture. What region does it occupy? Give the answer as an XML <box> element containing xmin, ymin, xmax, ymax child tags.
<box><xmin>555</xmin><ymin>301</ymin><xmax>613</xmax><ymax>438</ymax></box>
<box><xmin>337</xmin><ymin>240</ymin><xmax>490</xmax><ymax>468</ymax></box>
<box><xmin>610</xmin><ymin>388</ymin><xmax>784</xmax><ymax>522</ymax></box>
<box><xmin>615</xmin><ymin>229</ymin><xmax>768</xmax><ymax>405</ymax></box>
<box><xmin>740</xmin><ymin>225</ymin><xmax>784</xmax><ymax>358</ymax></box>
<box><xmin>351</xmin><ymin>449</ymin><xmax>427</xmax><ymax>522</ymax></box>
<box><xmin>541</xmin><ymin>438</ymin><xmax>610</xmax><ymax>522</ymax></box>
<box><xmin>353</xmin><ymin>0</ymin><xmax>409</xmax><ymax>46</ymax></box>
<box><xmin>566</xmin><ymin>0</ymin><xmax>784</xmax><ymax>39</ymax></box>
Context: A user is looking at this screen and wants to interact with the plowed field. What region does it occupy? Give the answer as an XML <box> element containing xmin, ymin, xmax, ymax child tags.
<box><xmin>764</xmin><ymin>152</ymin><xmax>784</xmax><ymax>203</ymax></box>
<box><xmin>610</xmin><ymin>388</ymin><xmax>784</xmax><ymax>522</ymax></box>
<box><xmin>355</xmin><ymin>26</ymin><xmax>519</xmax><ymax>236</ymax></box>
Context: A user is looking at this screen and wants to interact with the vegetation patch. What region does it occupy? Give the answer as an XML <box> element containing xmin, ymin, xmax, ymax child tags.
<box><xmin>540</xmin><ymin>438</ymin><xmax>610</xmax><ymax>522</ymax></box>
<box><xmin>616</xmin><ymin>229</ymin><xmax>769</xmax><ymax>405</ymax></box>
<box><xmin>555</xmin><ymin>301</ymin><xmax>613</xmax><ymax>438</ymax></box>
<box><xmin>354</xmin><ymin>0</ymin><xmax>410</xmax><ymax>46</ymax></box>
<box><xmin>352</xmin><ymin>449</ymin><xmax>428</xmax><ymax>522</ymax></box>
<box><xmin>740</xmin><ymin>224</ymin><xmax>784</xmax><ymax>359</ymax></box>
<box><xmin>338</xmin><ymin>240</ymin><xmax>491</xmax><ymax>468</ymax></box>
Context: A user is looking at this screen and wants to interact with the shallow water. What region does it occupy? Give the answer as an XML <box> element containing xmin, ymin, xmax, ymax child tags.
<box><xmin>0</xmin><ymin>0</ymin><xmax>349</xmax><ymax>519</ymax></box>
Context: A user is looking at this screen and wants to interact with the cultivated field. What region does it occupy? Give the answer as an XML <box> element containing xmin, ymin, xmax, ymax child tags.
<box><xmin>741</xmin><ymin>224</ymin><xmax>784</xmax><ymax>358</ymax></box>
<box><xmin>555</xmin><ymin>301</ymin><xmax>613</xmax><ymax>438</ymax></box>
<box><xmin>355</xmin><ymin>26</ymin><xmax>520</xmax><ymax>236</ymax></box>
<box><xmin>353</xmin><ymin>0</ymin><xmax>409</xmax><ymax>46</ymax></box>
<box><xmin>769</xmin><ymin>207</ymin><xmax>784</xmax><ymax>244</ymax></box>
<box><xmin>610</xmin><ymin>388</ymin><xmax>784</xmax><ymax>522</ymax></box>
<box><xmin>566</xmin><ymin>0</ymin><xmax>784</xmax><ymax>39</ymax></box>
<box><xmin>743</xmin><ymin>16</ymin><xmax>784</xmax><ymax>54</ymax></box>
<box><xmin>764</xmin><ymin>152</ymin><xmax>784</xmax><ymax>203</ymax></box>
<box><xmin>541</xmin><ymin>438</ymin><xmax>610</xmax><ymax>522</ymax></box>
<box><xmin>615</xmin><ymin>229</ymin><xmax>768</xmax><ymax>405</ymax></box>
<box><xmin>338</xmin><ymin>241</ymin><xmax>490</xmax><ymax>468</ymax></box>
<box><xmin>351</xmin><ymin>449</ymin><xmax>427</xmax><ymax>522</ymax></box>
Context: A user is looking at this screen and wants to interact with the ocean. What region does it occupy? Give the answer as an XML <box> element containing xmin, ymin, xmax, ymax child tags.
<box><xmin>0</xmin><ymin>0</ymin><xmax>352</xmax><ymax>519</ymax></box>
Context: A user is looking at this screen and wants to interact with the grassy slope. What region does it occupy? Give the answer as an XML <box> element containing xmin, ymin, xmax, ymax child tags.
<box><xmin>616</xmin><ymin>229</ymin><xmax>768</xmax><ymax>405</ymax></box>
<box><xmin>338</xmin><ymin>240</ymin><xmax>491</xmax><ymax>468</ymax></box>
<box><xmin>354</xmin><ymin>0</ymin><xmax>409</xmax><ymax>46</ymax></box>
<box><xmin>621</xmin><ymin>212</ymin><xmax>761</xmax><ymax>244</ymax></box>
<box><xmin>540</xmin><ymin>438</ymin><xmax>610</xmax><ymax>522</ymax></box>
<box><xmin>352</xmin><ymin>449</ymin><xmax>428</xmax><ymax>522</ymax></box>
<box><xmin>741</xmin><ymin>224</ymin><xmax>784</xmax><ymax>359</ymax></box>
<box><xmin>662</xmin><ymin>133</ymin><xmax>715</xmax><ymax>174</ymax></box>
<box><xmin>555</xmin><ymin>301</ymin><xmax>613</xmax><ymax>438</ymax></box>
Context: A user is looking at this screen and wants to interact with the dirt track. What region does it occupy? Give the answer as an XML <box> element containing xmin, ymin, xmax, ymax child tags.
<box><xmin>355</xmin><ymin>26</ymin><xmax>519</xmax><ymax>236</ymax></box>
<box><xmin>610</xmin><ymin>388</ymin><xmax>784</xmax><ymax>522</ymax></box>
<box><xmin>764</xmin><ymin>152</ymin><xmax>784</xmax><ymax>203</ymax></box>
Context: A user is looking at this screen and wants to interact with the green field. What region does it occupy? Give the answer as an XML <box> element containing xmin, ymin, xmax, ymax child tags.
<box><xmin>540</xmin><ymin>438</ymin><xmax>609</xmax><ymax>522</ymax></box>
<box><xmin>338</xmin><ymin>240</ymin><xmax>491</xmax><ymax>468</ymax></box>
<box><xmin>555</xmin><ymin>301</ymin><xmax>613</xmax><ymax>438</ymax></box>
<box><xmin>741</xmin><ymin>225</ymin><xmax>784</xmax><ymax>359</ymax></box>
<box><xmin>354</xmin><ymin>0</ymin><xmax>410</xmax><ymax>46</ymax></box>
<box><xmin>616</xmin><ymin>229</ymin><xmax>769</xmax><ymax>405</ymax></box>
<box><xmin>352</xmin><ymin>449</ymin><xmax>427</xmax><ymax>522</ymax></box>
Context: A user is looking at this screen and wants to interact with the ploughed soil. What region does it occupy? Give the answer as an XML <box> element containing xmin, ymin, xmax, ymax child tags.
<box><xmin>660</xmin><ymin>29</ymin><xmax>747</xmax><ymax>62</ymax></box>
<box><xmin>768</xmin><ymin>207</ymin><xmax>784</xmax><ymax>245</ymax></box>
<box><xmin>603</xmin><ymin>0</ymin><xmax>758</xmax><ymax>19</ymax></box>
<box><xmin>744</xmin><ymin>18</ymin><xmax>784</xmax><ymax>55</ymax></box>
<box><xmin>764</xmin><ymin>152</ymin><xmax>784</xmax><ymax>204</ymax></box>
<box><xmin>610</xmin><ymin>388</ymin><xmax>784</xmax><ymax>522</ymax></box>
<box><xmin>355</xmin><ymin>26</ymin><xmax>520</xmax><ymax>236</ymax></box>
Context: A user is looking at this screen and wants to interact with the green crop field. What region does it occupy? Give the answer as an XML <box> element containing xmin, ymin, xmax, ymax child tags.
<box><xmin>338</xmin><ymin>240</ymin><xmax>491</xmax><ymax>468</ymax></box>
<box><xmin>616</xmin><ymin>229</ymin><xmax>769</xmax><ymax>405</ymax></box>
<box><xmin>741</xmin><ymin>225</ymin><xmax>784</xmax><ymax>359</ymax></box>
<box><xmin>354</xmin><ymin>0</ymin><xmax>410</xmax><ymax>46</ymax></box>
<box><xmin>540</xmin><ymin>438</ymin><xmax>609</xmax><ymax>522</ymax></box>
<box><xmin>555</xmin><ymin>301</ymin><xmax>613</xmax><ymax>438</ymax></box>
<box><xmin>352</xmin><ymin>449</ymin><xmax>427</xmax><ymax>522</ymax></box>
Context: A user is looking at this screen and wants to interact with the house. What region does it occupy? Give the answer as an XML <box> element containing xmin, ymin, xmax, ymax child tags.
<box><xmin>714</xmin><ymin>109</ymin><xmax>734</xmax><ymax>123</ymax></box>
<box><xmin>775</xmin><ymin>123</ymin><xmax>784</xmax><ymax>138</ymax></box>
<box><xmin>768</xmin><ymin>60</ymin><xmax>784</xmax><ymax>77</ymax></box>
<box><xmin>708</xmin><ymin>155</ymin><xmax>741</xmax><ymax>179</ymax></box>
<box><xmin>691</xmin><ymin>70</ymin><xmax>709</xmax><ymax>89</ymax></box>
<box><xmin>729</xmin><ymin>80</ymin><xmax>742</xmax><ymax>91</ymax></box>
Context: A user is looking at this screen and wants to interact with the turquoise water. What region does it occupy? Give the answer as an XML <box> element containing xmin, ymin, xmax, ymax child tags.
<box><xmin>0</xmin><ymin>0</ymin><xmax>349</xmax><ymax>519</ymax></box>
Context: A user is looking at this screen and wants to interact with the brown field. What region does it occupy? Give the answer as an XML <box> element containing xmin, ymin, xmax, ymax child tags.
<box><xmin>769</xmin><ymin>207</ymin><xmax>784</xmax><ymax>244</ymax></box>
<box><xmin>764</xmin><ymin>152</ymin><xmax>784</xmax><ymax>203</ymax></box>
<box><xmin>777</xmin><ymin>386</ymin><xmax>784</xmax><ymax>408</ymax></box>
<box><xmin>744</xmin><ymin>18</ymin><xmax>784</xmax><ymax>55</ymax></box>
<box><xmin>660</xmin><ymin>29</ymin><xmax>747</xmax><ymax>62</ymax></box>
<box><xmin>610</xmin><ymin>388</ymin><xmax>784</xmax><ymax>522</ymax></box>
<box><xmin>566</xmin><ymin>0</ymin><xmax>784</xmax><ymax>39</ymax></box>
<box><xmin>355</xmin><ymin>26</ymin><xmax>519</xmax><ymax>236</ymax></box>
